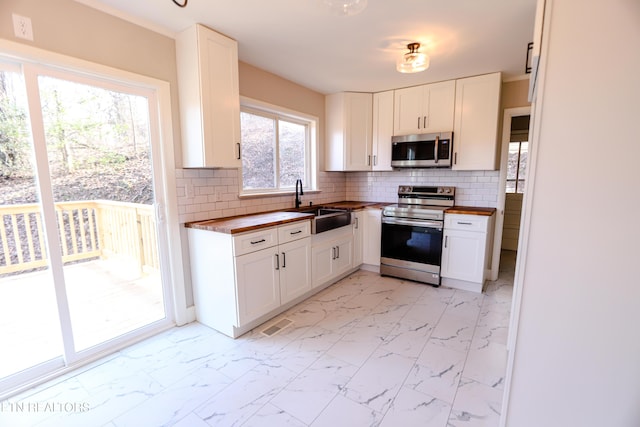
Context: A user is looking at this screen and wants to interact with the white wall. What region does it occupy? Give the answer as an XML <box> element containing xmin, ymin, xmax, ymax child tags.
<box><xmin>504</xmin><ymin>1</ymin><xmax>640</xmax><ymax>426</ymax></box>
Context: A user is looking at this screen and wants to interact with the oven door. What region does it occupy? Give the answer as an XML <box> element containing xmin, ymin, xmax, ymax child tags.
<box><xmin>380</xmin><ymin>217</ymin><xmax>444</xmax><ymax>285</ymax></box>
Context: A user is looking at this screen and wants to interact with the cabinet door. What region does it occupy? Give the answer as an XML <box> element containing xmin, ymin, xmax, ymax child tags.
<box><xmin>362</xmin><ymin>209</ymin><xmax>381</xmax><ymax>266</ymax></box>
<box><xmin>441</xmin><ymin>229</ymin><xmax>485</xmax><ymax>283</ymax></box>
<box><xmin>311</xmin><ymin>241</ymin><xmax>335</xmax><ymax>288</ymax></box>
<box><xmin>279</xmin><ymin>237</ymin><xmax>312</xmax><ymax>304</ymax></box>
<box><xmin>325</xmin><ymin>92</ymin><xmax>373</xmax><ymax>171</ymax></box>
<box><xmin>372</xmin><ymin>91</ymin><xmax>394</xmax><ymax>171</ymax></box>
<box><xmin>425</xmin><ymin>80</ymin><xmax>456</xmax><ymax>133</ymax></box>
<box><xmin>353</xmin><ymin>212</ymin><xmax>363</xmax><ymax>266</ymax></box>
<box><xmin>453</xmin><ymin>73</ymin><xmax>501</xmax><ymax>170</ymax></box>
<box><xmin>345</xmin><ymin>93</ymin><xmax>373</xmax><ymax>171</ymax></box>
<box><xmin>178</xmin><ymin>24</ymin><xmax>241</xmax><ymax>168</ymax></box>
<box><xmin>333</xmin><ymin>237</ymin><xmax>353</xmax><ymax>278</ymax></box>
<box><xmin>235</xmin><ymin>248</ymin><xmax>280</xmax><ymax>326</ymax></box>
<box><xmin>394</xmin><ymin>86</ymin><xmax>424</xmax><ymax>135</ymax></box>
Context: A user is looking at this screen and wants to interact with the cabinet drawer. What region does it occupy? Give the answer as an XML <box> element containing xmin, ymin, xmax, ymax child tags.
<box><xmin>233</xmin><ymin>227</ymin><xmax>278</xmax><ymax>256</ymax></box>
<box><xmin>445</xmin><ymin>214</ymin><xmax>489</xmax><ymax>233</ymax></box>
<box><xmin>278</xmin><ymin>220</ymin><xmax>311</xmax><ymax>244</ymax></box>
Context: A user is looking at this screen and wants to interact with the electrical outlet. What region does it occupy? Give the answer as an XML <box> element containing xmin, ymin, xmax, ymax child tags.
<box><xmin>12</xmin><ymin>14</ymin><xmax>34</xmax><ymax>41</ymax></box>
<box><xmin>215</xmin><ymin>189</ymin><xmax>223</xmax><ymax>202</ymax></box>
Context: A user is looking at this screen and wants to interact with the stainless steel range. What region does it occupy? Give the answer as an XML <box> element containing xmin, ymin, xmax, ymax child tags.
<box><xmin>380</xmin><ymin>186</ymin><xmax>455</xmax><ymax>286</ymax></box>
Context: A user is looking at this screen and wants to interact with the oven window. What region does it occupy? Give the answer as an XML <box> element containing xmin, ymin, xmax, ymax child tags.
<box><xmin>381</xmin><ymin>223</ymin><xmax>443</xmax><ymax>266</ymax></box>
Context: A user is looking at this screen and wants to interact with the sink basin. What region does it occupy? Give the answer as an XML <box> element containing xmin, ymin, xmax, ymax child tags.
<box><xmin>298</xmin><ymin>207</ymin><xmax>352</xmax><ymax>234</ymax></box>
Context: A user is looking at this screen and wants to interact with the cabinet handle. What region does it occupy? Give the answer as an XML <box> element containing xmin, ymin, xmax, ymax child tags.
<box><xmin>417</xmin><ymin>117</ymin><xmax>421</xmax><ymax>129</ymax></box>
<box><xmin>373</xmin><ymin>155</ymin><xmax>377</xmax><ymax>166</ymax></box>
<box><xmin>444</xmin><ymin>236</ymin><xmax>448</xmax><ymax>248</ymax></box>
<box><xmin>332</xmin><ymin>247</ymin><xmax>336</xmax><ymax>260</ymax></box>
<box><xmin>236</xmin><ymin>143</ymin><xmax>241</xmax><ymax>160</ymax></box>
<box><xmin>336</xmin><ymin>245</ymin><xmax>340</xmax><ymax>259</ymax></box>
<box><xmin>290</xmin><ymin>230</ymin><xmax>302</xmax><ymax>235</ymax></box>
<box><xmin>282</xmin><ymin>252</ymin><xmax>286</xmax><ymax>268</ymax></box>
<box><xmin>368</xmin><ymin>155</ymin><xmax>371</xmax><ymax>166</ymax></box>
<box><xmin>250</xmin><ymin>239</ymin><xmax>266</xmax><ymax>245</ymax></box>
<box><xmin>274</xmin><ymin>253</ymin><xmax>280</xmax><ymax>270</ymax></box>
<box><xmin>355</xmin><ymin>217</ymin><xmax>359</xmax><ymax>229</ymax></box>
<box><xmin>454</xmin><ymin>152</ymin><xmax>458</xmax><ymax>165</ymax></box>
<box><xmin>457</xmin><ymin>221</ymin><xmax>473</xmax><ymax>226</ymax></box>
<box><xmin>423</xmin><ymin>116</ymin><xmax>427</xmax><ymax>129</ymax></box>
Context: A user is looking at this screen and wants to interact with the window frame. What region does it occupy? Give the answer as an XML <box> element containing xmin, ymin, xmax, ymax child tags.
<box><xmin>239</xmin><ymin>97</ymin><xmax>317</xmax><ymax>197</ymax></box>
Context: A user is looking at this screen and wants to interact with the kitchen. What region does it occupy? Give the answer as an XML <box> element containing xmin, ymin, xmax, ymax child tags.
<box><xmin>0</xmin><ymin>1</ymin><xmax>638</xmax><ymax>426</ymax></box>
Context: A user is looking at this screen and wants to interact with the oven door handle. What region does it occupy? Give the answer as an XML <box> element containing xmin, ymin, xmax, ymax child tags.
<box><xmin>382</xmin><ymin>217</ymin><xmax>443</xmax><ymax>230</ymax></box>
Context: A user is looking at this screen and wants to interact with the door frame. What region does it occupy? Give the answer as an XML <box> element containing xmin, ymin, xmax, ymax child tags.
<box><xmin>489</xmin><ymin>106</ymin><xmax>531</xmax><ymax>280</ymax></box>
<box><xmin>0</xmin><ymin>39</ymin><xmax>187</xmax><ymax>398</ymax></box>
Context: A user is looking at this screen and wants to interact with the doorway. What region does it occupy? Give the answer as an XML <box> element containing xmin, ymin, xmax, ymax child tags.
<box><xmin>502</xmin><ymin>114</ymin><xmax>530</xmax><ymax>251</ymax></box>
<box><xmin>0</xmin><ymin>56</ymin><xmax>177</xmax><ymax>395</ymax></box>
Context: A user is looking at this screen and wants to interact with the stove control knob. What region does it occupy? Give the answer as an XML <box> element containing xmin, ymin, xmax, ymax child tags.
<box><xmin>444</xmin><ymin>188</ymin><xmax>451</xmax><ymax>193</ymax></box>
<box><xmin>437</xmin><ymin>188</ymin><xmax>443</xmax><ymax>193</ymax></box>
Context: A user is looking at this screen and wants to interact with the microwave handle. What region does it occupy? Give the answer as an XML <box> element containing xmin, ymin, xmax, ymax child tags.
<box><xmin>434</xmin><ymin>135</ymin><xmax>439</xmax><ymax>164</ymax></box>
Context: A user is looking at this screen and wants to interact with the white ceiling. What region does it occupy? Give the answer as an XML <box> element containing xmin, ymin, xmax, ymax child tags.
<box><xmin>78</xmin><ymin>0</ymin><xmax>536</xmax><ymax>94</ymax></box>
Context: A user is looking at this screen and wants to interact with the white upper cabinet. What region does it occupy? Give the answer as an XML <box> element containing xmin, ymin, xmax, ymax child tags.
<box><xmin>371</xmin><ymin>91</ymin><xmax>394</xmax><ymax>171</ymax></box>
<box><xmin>176</xmin><ymin>24</ymin><xmax>241</xmax><ymax>168</ymax></box>
<box><xmin>452</xmin><ymin>72</ymin><xmax>502</xmax><ymax>171</ymax></box>
<box><xmin>393</xmin><ymin>80</ymin><xmax>455</xmax><ymax>136</ymax></box>
<box><xmin>325</xmin><ymin>92</ymin><xmax>373</xmax><ymax>171</ymax></box>
<box><xmin>325</xmin><ymin>91</ymin><xmax>393</xmax><ymax>172</ymax></box>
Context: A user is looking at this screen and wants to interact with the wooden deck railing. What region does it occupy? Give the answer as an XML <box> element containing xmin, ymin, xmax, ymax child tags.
<box><xmin>0</xmin><ymin>200</ymin><xmax>158</xmax><ymax>275</ymax></box>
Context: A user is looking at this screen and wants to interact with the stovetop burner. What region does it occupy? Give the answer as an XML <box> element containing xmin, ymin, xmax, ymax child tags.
<box><xmin>383</xmin><ymin>185</ymin><xmax>455</xmax><ymax>221</ymax></box>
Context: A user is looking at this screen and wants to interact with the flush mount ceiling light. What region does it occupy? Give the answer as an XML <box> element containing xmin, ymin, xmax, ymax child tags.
<box><xmin>322</xmin><ymin>0</ymin><xmax>368</xmax><ymax>16</ymax></box>
<box><xmin>397</xmin><ymin>42</ymin><xmax>430</xmax><ymax>73</ymax></box>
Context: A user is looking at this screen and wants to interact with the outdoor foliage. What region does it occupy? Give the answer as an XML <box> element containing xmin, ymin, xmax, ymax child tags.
<box><xmin>240</xmin><ymin>110</ymin><xmax>306</xmax><ymax>191</ymax></box>
<box><xmin>0</xmin><ymin>70</ymin><xmax>154</xmax><ymax>205</ymax></box>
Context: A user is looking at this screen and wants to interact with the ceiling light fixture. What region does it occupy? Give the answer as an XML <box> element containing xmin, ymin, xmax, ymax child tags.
<box><xmin>172</xmin><ymin>0</ymin><xmax>187</xmax><ymax>8</ymax></box>
<box><xmin>397</xmin><ymin>43</ymin><xmax>430</xmax><ymax>74</ymax></box>
<box><xmin>322</xmin><ymin>0</ymin><xmax>368</xmax><ymax>16</ymax></box>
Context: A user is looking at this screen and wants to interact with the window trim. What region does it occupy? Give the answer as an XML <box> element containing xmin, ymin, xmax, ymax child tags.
<box><xmin>238</xmin><ymin>96</ymin><xmax>317</xmax><ymax>197</ymax></box>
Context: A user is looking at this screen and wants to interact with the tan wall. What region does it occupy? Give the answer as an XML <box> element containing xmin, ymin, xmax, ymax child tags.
<box><xmin>0</xmin><ymin>0</ymin><xmax>183</xmax><ymax>165</ymax></box>
<box><xmin>502</xmin><ymin>78</ymin><xmax>530</xmax><ymax>109</ymax></box>
<box><xmin>238</xmin><ymin>61</ymin><xmax>327</xmax><ymax>170</ymax></box>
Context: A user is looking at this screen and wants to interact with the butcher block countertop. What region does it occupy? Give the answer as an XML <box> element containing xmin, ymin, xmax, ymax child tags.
<box><xmin>185</xmin><ymin>211</ymin><xmax>313</xmax><ymax>234</ymax></box>
<box><xmin>445</xmin><ymin>206</ymin><xmax>496</xmax><ymax>216</ymax></box>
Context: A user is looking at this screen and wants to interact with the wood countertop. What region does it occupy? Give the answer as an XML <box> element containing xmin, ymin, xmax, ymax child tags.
<box><xmin>445</xmin><ymin>206</ymin><xmax>496</xmax><ymax>216</ymax></box>
<box><xmin>318</xmin><ymin>201</ymin><xmax>390</xmax><ymax>210</ymax></box>
<box><xmin>185</xmin><ymin>211</ymin><xmax>313</xmax><ymax>234</ymax></box>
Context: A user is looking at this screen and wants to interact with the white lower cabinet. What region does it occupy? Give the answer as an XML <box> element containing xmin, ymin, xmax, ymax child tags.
<box><xmin>278</xmin><ymin>238</ymin><xmax>312</xmax><ymax>304</ymax></box>
<box><xmin>441</xmin><ymin>213</ymin><xmax>494</xmax><ymax>292</ymax></box>
<box><xmin>188</xmin><ymin>220</ymin><xmax>311</xmax><ymax>338</ymax></box>
<box><xmin>353</xmin><ymin>211</ymin><xmax>364</xmax><ymax>266</ymax></box>
<box><xmin>235</xmin><ymin>247</ymin><xmax>281</xmax><ymax>326</ymax></box>
<box><xmin>362</xmin><ymin>208</ymin><xmax>382</xmax><ymax>267</ymax></box>
<box><xmin>311</xmin><ymin>225</ymin><xmax>354</xmax><ymax>289</ymax></box>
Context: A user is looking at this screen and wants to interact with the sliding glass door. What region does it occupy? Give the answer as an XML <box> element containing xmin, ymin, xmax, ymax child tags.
<box><xmin>0</xmin><ymin>63</ymin><xmax>64</xmax><ymax>381</ymax></box>
<box><xmin>0</xmin><ymin>58</ymin><xmax>173</xmax><ymax>391</ymax></box>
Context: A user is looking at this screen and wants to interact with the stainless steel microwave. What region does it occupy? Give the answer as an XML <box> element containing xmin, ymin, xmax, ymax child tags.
<box><xmin>391</xmin><ymin>131</ymin><xmax>453</xmax><ymax>168</ymax></box>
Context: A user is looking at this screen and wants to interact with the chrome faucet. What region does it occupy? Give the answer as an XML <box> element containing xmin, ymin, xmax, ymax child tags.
<box><xmin>295</xmin><ymin>179</ymin><xmax>304</xmax><ymax>209</ymax></box>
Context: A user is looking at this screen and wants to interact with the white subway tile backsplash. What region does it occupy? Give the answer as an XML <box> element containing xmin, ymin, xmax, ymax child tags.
<box><xmin>175</xmin><ymin>168</ymin><xmax>500</xmax><ymax>223</ymax></box>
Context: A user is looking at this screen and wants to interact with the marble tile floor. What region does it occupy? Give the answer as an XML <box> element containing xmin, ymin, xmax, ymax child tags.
<box><xmin>0</xmin><ymin>251</ymin><xmax>516</xmax><ymax>427</ymax></box>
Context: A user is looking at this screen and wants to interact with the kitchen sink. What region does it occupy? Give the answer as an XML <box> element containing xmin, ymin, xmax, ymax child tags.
<box><xmin>298</xmin><ymin>207</ymin><xmax>352</xmax><ymax>234</ymax></box>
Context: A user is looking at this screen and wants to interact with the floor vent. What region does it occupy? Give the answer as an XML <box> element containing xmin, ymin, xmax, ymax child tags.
<box><xmin>261</xmin><ymin>318</ymin><xmax>293</xmax><ymax>337</ymax></box>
